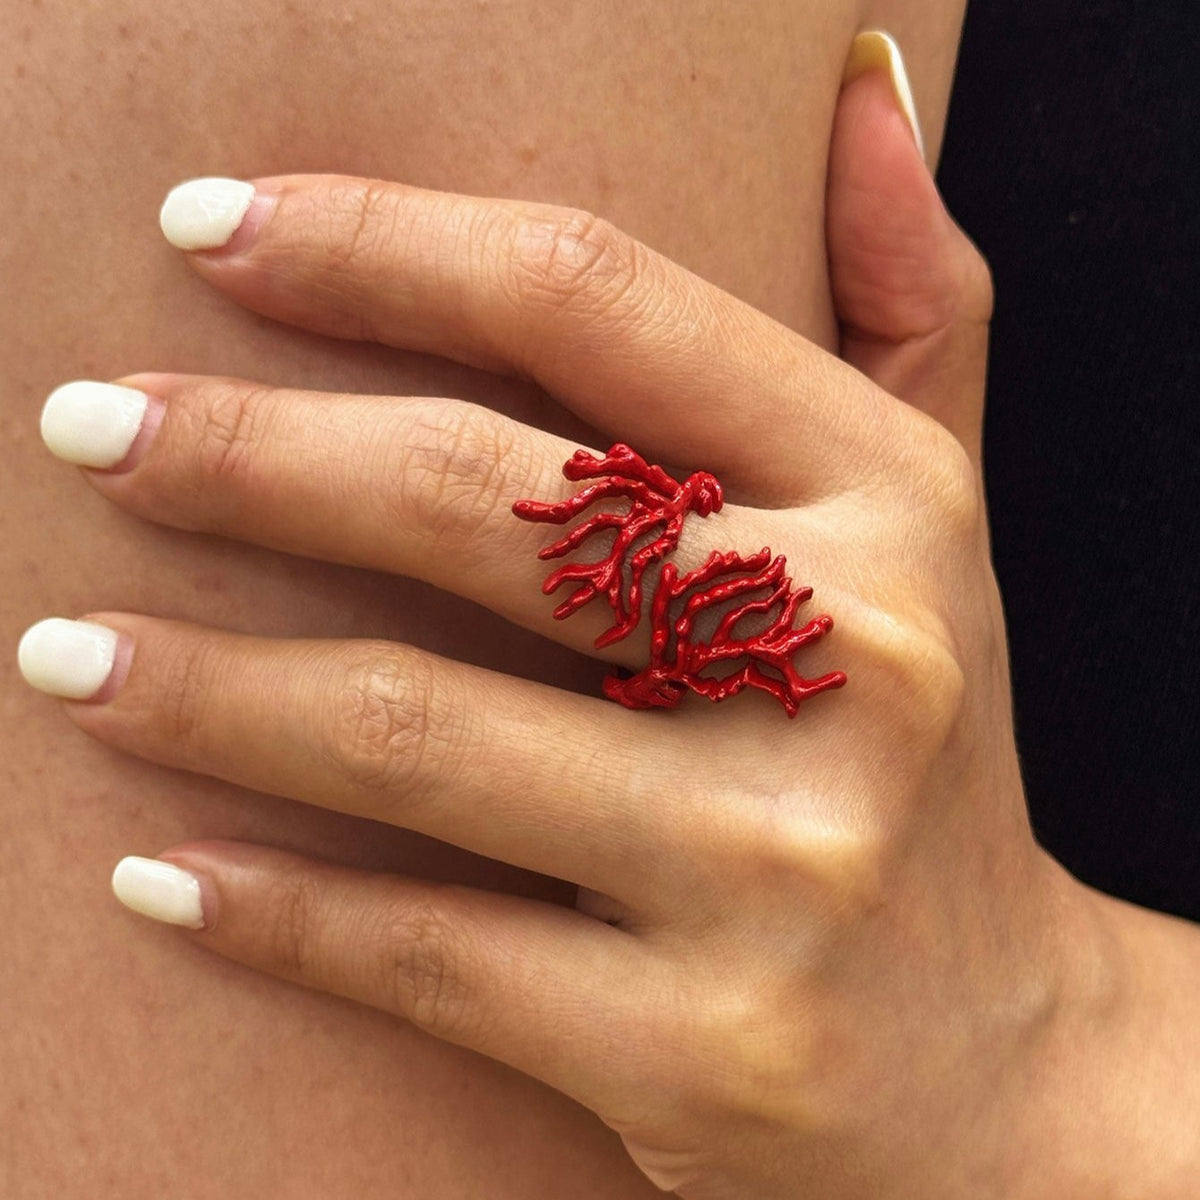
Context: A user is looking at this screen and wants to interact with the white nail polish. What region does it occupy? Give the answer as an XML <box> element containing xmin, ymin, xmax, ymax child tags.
<box><xmin>845</xmin><ymin>30</ymin><xmax>925</xmax><ymax>159</ymax></box>
<box><xmin>112</xmin><ymin>857</ymin><xmax>205</xmax><ymax>929</ymax></box>
<box><xmin>159</xmin><ymin>177</ymin><xmax>255</xmax><ymax>251</ymax></box>
<box><xmin>17</xmin><ymin>617</ymin><xmax>119</xmax><ymax>700</ymax></box>
<box><xmin>40</xmin><ymin>380</ymin><xmax>149</xmax><ymax>469</ymax></box>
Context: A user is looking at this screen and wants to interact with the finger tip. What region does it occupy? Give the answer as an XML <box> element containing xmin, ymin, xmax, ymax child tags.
<box><xmin>832</xmin><ymin>71</ymin><xmax>929</xmax><ymax>193</ymax></box>
<box><xmin>111</xmin><ymin>854</ymin><xmax>209</xmax><ymax>930</ymax></box>
<box><xmin>828</xmin><ymin>71</ymin><xmax>953</xmax><ymax>304</ymax></box>
<box><xmin>159</xmin><ymin>178</ymin><xmax>278</xmax><ymax>257</ymax></box>
<box><xmin>844</xmin><ymin>30</ymin><xmax>924</xmax><ymax>159</ymax></box>
<box><xmin>159</xmin><ymin>177</ymin><xmax>255</xmax><ymax>251</ymax></box>
<box><xmin>16</xmin><ymin>616</ymin><xmax>131</xmax><ymax>704</ymax></box>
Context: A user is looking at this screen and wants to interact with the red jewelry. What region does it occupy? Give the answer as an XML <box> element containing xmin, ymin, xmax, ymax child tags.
<box><xmin>514</xmin><ymin>444</ymin><xmax>846</xmax><ymax>716</ymax></box>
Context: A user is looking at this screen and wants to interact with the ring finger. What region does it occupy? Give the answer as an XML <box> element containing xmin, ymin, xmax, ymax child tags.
<box><xmin>20</xmin><ymin>611</ymin><xmax>686</xmax><ymax>907</ymax></box>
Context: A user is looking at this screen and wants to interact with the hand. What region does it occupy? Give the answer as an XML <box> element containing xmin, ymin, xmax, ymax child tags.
<box><xmin>16</xmin><ymin>60</ymin><xmax>1153</xmax><ymax>1199</ymax></box>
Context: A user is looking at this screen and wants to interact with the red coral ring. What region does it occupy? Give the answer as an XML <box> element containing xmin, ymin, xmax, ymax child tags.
<box><xmin>513</xmin><ymin>443</ymin><xmax>846</xmax><ymax>716</ymax></box>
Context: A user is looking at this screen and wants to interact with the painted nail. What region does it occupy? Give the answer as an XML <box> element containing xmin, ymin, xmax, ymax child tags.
<box><xmin>159</xmin><ymin>176</ymin><xmax>256</xmax><ymax>251</ymax></box>
<box><xmin>112</xmin><ymin>857</ymin><xmax>206</xmax><ymax>929</ymax></box>
<box><xmin>17</xmin><ymin>618</ymin><xmax>119</xmax><ymax>700</ymax></box>
<box><xmin>40</xmin><ymin>381</ymin><xmax>150</xmax><ymax>469</ymax></box>
<box><xmin>844</xmin><ymin>30</ymin><xmax>925</xmax><ymax>159</ymax></box>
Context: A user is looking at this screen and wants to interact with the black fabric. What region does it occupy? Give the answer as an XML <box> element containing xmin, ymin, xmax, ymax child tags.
<box><xmin>937</xmin><ymin>3</ymin><xmax>1198</xmax><ymax>919</ymax></box>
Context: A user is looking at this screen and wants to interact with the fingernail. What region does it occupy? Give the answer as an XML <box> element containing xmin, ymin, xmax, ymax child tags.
<box><xmin>844</xmin><ymin>31</ymin><xmax>925</xmax><ymax>159</ymax></box>
<box><xmin>159</xmin><ymin>176</ymin><xmax>256</xmax><ymax>251</ymax></box>
<box><xmin>40</xmin><ymin>380</ymin><xmax>153</xmax><ymax>469</ymax></box>
<box><xmin>17</xmin><ymin>617</ymin><xmax>119</xmax><ymax>700</ymax></box>
<box><xmin>112</xmin><ymin>857</ymin><xmax>206</xmax><ymax>929</ymax></box>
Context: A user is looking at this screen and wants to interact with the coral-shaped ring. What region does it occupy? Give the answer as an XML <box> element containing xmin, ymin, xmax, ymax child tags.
<box><xmin>513</xmin><ymin>443</ymin><xmax>846</xmax><ymax>716</ymax></box>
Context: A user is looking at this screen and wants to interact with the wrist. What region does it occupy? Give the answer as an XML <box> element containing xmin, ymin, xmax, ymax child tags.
<box><xmin>1007</xmin><ymin>852</ymin><xmax>1200</xmax><ymax>1199</ymax></box>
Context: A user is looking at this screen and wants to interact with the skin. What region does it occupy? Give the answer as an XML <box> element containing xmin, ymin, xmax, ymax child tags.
<box><xmin>20</xmin><ymin>72</ymin><xmax>1200</xmax><ymax>1197</ymax></box>
<box><xmin>2</xmin><ymin>4</ymin><xmax>970</xmax><ymax>1195</ymax></box>
<box><xmin>7</xmin><ymin>2</ymin><xmax>1196</xmax><ymax>1197</ymax></box>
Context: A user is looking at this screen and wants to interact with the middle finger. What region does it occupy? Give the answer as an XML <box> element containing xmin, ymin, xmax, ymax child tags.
<box><xmin>50</xmin><ymin>372</ymin><xmax>774</xmax><ymax>663</ymax></box>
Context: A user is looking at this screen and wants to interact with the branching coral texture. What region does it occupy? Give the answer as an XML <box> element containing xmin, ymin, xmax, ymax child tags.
<box><xmin>514</xmin><ymin>444</ymin><xmax>845</xmax><ymax>715</ymax></box>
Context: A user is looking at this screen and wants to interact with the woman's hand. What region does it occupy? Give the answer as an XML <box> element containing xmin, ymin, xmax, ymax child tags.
<box><xmin>19</xmin><ymin>56</ymin><xmax>1179</xmax><ymax>1200</ymax></box>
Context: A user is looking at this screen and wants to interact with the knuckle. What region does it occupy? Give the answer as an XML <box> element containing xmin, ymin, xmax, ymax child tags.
<box><xmin>732</xmin><ymin>807</ymin><xmax>890</xmax><ymax>927</ymax></box>
<box><xmin>156</xmin><ymin>636</ymin><xmax>217</xmax><ymax>748</ymax></box>
<box><xmin>507</xmin><ymin>207</ymin><xmax>644</xmax><ymax>319</ymax></box>
<box><xmin>388</xmin><ymin>403</ymin><xmax>528</xmax><ymax>546</ymax></box>
<box><xmin>920</xmin><ymin>224</ymin><xmax>995</xmax><ymax>334</ymax></box>
<box><xmin>955</xmin><ymin>230</ymin><xmax>996</xmax><ymax>325</ymax></box>
<box><xmin>336</xmin><ymin>179</ymin><xmax>402</xmax><ymax>274</ymax></box>
<box><xmin>869</xmin><ymin>613</ymin><xmax>969</xmax><ymax>762</ymax></box>
<box><xmin>196</xmin><ymin>382</ymin><xmax>272</xmax><ymax>485</ymax></box>
<box><xmin>917</xmin><ymin>425</ymin><xmax>983</xmax><ymax>541</ymax></box>
<box><xmin>916</xmin><ymin>630</ymin><xmax>970</xmax><ymax>740</ymax></box>
<box><xmin>940</xmin><ymin>446</ymin><xmax>983</xmax><ymax>539</ymax></box>
<box><xmin>677</xmin><ymin>974</ymin><xmax>816</xmax><ymax>1124</ymax></box>
<box><xmin>267</xmin><ymin>179</ymin><xmax>405</xmax><ymax>342</ymax></box>
<box><xmin>813</xmin><ymin>829</ymin><xmax>890</xmax><ymax>927</ymax></box>
<box><xmin>384</xmin><ymin>898</ymin><xmax>473</xmax><ymax>1037</ymax></box>
<box><xmin>264</xmin><ymin>871</ymin><xmax>324</xmax><ymax>977</ymax></box>
<box><xmin>327</xmin><ymin>646</ymin><xmax>460</xmax><ymax>804</ymax></box>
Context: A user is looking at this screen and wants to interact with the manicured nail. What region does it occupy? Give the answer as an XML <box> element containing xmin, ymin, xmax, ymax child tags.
<box><xmin>40</xmin><ymin>381</ymin><xmax>150</xmax><ymax>469</ymax></box>
<box><xmin>844</xmin><ymin>31</ymin><xmax>925</xmax><ymax>159</ymax></box>
<box><xmin>112</xmin><ymin>857</ymin><xmax>206</xmax><ymax>929</ymax></box>
<box><xmin>159</xmin><ymin>176</ymin><xmax>256</xmax><ymax>251</ymax></box>
<box><xmin>17</xmin><ymin>618</ymin><xmax>119</xmax><ymax>700</ymax></box>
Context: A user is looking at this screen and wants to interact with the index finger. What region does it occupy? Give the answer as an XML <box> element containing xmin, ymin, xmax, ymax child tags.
<box><xmin>160</xmin><ymin>174</ymin><xmax>902</xmax><ymax>504</ymax></box>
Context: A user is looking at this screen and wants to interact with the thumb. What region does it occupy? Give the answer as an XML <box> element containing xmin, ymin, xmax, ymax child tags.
<box><xmin>828</xmin><ymin>31</ymin><xmax>994</xmax><ymax>463</ymax></box>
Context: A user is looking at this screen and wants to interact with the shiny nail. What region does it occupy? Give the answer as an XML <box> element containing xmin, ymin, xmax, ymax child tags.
<box><xmin>40</xmin><ymin>380</ymin><xmax>150</xmax><ymax>469</ymax></box>
<box><xmin>17</xmin><ymin>618</ymin><xmax>119</xmax><ymax>700</ymax></box>
<box><xmin>159</xmin><ymin>176</ymin><xmax>256</xmax><ymax>251</ymax></box>
<box><xmin>112</xmin><ymin>857</ymin><xmax>205</xmax><ymax>929</ymax></box>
